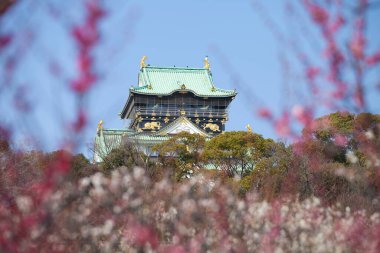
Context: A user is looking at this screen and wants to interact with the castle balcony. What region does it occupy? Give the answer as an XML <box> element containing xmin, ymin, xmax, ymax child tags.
<box><xmin>135</xmin><ymin>107</ymin><xmax>228</xmax><ymax>119</ymax></box>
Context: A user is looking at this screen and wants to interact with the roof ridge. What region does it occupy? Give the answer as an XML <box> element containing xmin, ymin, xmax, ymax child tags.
<box><xmin>143</xmin><ymin>66</ymin><xmax>207</xmax><ymax>71</ymax></box>
<box><xmin>101</xmin><ymin>128</ymin><xmax>132</xmax><ymax>132</ymax></box>
<box><xmin>131</xmin><ymin>65</ymin><xmax>237</xmax><ymax>98</ymax></box>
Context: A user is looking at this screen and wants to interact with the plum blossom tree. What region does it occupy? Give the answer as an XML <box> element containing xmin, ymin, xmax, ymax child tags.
<box><xmin>1</xmin><ymin>0</ymin><xmax>380</xmax><ymax>252</ymax></box>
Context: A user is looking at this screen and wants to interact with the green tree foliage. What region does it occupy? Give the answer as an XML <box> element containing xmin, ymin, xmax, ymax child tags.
<box><xmin>292</xmin><ymin>112</ymin><xmax>380</xmax><ymax>209</ymax></box>
<box><xmin>306</xmin><ymin>112</ymin><xmax>380</xmax><ymax>165</ymax></box>
<box><xmin>202</xmin><ymin>131</ymin><xmax>274</xmax><ymax>178</ymax></box>
<box><xmin>153</xmin><ymin>132</ymin><xmax>206</xmax><ymax>181</ymax></box>
<box><xmin>239</xmin><ymin>142</ymin><xmax>293</xmax><ymax>198</ymax></box>
<box><xmin>102</xmin><ymin>141</ymin><xmax>149</xmax><ymax>172</ymax></box>
<box><xmin>311</xmin><ymin>112</ymin><xmax>355</xmax><ymax>141</ymax></box>
<box><xmin>69</xmin><ymin>153</ymin><xmax>92</xmax><ymax>178</ymax></box>
<box><xmin>236</xmin><ymin>112</ymin><xmax>380</xmax><ymax>210</ymax></box>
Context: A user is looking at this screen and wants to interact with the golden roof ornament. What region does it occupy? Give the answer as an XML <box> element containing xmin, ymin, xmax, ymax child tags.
<box><xmin>97</xmin><ymin>120</ymin><xmax>103</xmax><ymax>129</ymax></box>
<box><xmin>140</xmin><ymin>56</ymin><xmax>147</xmax><ymax>69</ymax></box>
<box><xmin>246</xmin><ymin>124</ymin><xmax>252</xmax><ymax>133</ymax></box>
<box><xmin>97</xmin><ymin>120</ymin><xmax>104</xmax><ymax>135</ymax></box>
<box><xmin>204</xmin><ymin>56</ymin><xmax>210</xmax><ymax>70</ymax></box>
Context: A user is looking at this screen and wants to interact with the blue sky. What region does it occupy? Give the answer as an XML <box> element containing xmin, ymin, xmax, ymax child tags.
<box><xmin>1</xmin><ymin>0</ymin><xmax>379</xmax><ymax>157</ymax></box>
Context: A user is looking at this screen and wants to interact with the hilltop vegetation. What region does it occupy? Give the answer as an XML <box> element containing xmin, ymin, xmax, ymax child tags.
<box><xmin>1</xmin><ymin>112</ymin><xmax>380</xmax><ymax>252</ymax></box>
<box><xmin>0</xmin><ymin>113</ymin><xmax>380</xmax><ymax>252</ymax></box>
<box><xmin>98</xmin><ymin>112</ymin><xmax>380</xmax><ymax>212</ymax></box>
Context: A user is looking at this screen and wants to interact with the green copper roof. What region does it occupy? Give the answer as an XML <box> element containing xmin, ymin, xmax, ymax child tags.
<box><xmin>93</xmin><ymin>128</ymin><xmax>171</xmax><ymax>162</ymax></box>
<box><xmin>131</xmin><ymin>135</ymin><xmax>171</xmax><ymax>142</ymax></box>
<box><xmin>93</xmin><ymin>129</ymin><xmax>130</xmax><ymax>162</ymax></box>
<box><xmin>130</xmin><ymin>66</ymin><xmax>236</xmax><ymax>97</ymax></box>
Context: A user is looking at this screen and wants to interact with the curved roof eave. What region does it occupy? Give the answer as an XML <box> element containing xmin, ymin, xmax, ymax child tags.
<box><xmin>130</xmin><ymin>88</ymin><xmax>237</xmax><ymax>98</ymax></box>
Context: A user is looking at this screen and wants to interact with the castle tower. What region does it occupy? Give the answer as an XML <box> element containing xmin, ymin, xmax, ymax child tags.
<box><xmin>94</xmin><ymin>57</ymin><xmax>237</xmax><ymax>162</ymax></box>
<box><xmin>120</xmin><ymin>58</ymin><xmax>236</xmax><ymax>135</ymax></box>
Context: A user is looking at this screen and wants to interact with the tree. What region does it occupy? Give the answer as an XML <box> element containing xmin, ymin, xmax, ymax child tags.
<box><xmin>291</xmin><ymin>112</ymin><xmax>380</xmax><ymax>207</ymax></box>
<box><xmin>69</xmin><ymin>153</ymin><xmax>92</xmax><ymax>178</ymax></box>
<box><xmin>243</xmin><ymin>142</ymin><xmax>293</xmax><ymax>197</ymax></box>
<box><xmin>305</xmin><ymin>112</ymin><xmax>380</xmax><ymax>165</ymax></box>
<box><xmin>101</xmin><ymin>140</ymin><xmax>150</xmax><ymax>173</ymax></box>
<box><xmin>202</xmin><ymin>131</ymin><xmax>274</xmax><ymax>178</ymax></box>
<box><xmin>0</xmin><ymin>126</ymin><xmax>10</xmax><ymax>153</ymax></box>
<box><xmin>153</xmin><ymin>132</ymin><xmax>206</xmax><ymax>181</ymax></box>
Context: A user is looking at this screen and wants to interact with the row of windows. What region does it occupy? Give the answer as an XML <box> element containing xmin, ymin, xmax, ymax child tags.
<box><xmin>135</xmin><ymin>103</ymin><xmax>227</xmax><ymax>110</ymax></box>
<box><xmin>134</xmin><ymin>96</ymin><xmax>230</xmax><ymax>107</ymax></box>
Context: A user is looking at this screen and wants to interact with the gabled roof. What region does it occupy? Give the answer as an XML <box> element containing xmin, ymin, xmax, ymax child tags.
<box><xmin>130</xmin><ymin>66</ymin><xmax>237</xmax><ymax>98</ymax></box>
<box><xmin>93</xmin><ymin>129</ymin><xmax>131</xmax><ymax>162</ymax></box>
<box><xmin>155</xmin><ymin>116</ymin><xmax>211</xmax><ymax>137</ymax></box>
<box><xmin>93</xmin><ymin>128</ymin><xmax>171</xmax><ymax>162</ymax></box>
<box><xmin>93</xmin><ymin>117</ymin><xmax>213</xmax><ymax>162</ymax></box>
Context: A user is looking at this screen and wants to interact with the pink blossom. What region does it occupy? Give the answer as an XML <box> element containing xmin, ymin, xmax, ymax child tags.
<box><xmin>0</xmin><ymin>34</ymin><xmax>12</xmax><ymax>50</ymax></box>
<box><xmin>325</xmin><ymin>42</ymin><xmax>345</xmax><ymax>81</ymax></box>
<box><xmin>86</xmin><ymin>0</ymin><xmax>106</xmax><ymax>21</ymax></box>
<box><xmin>292</xmin><ymin>105</ymin><xmax>313</xmax><ymax>127</ymax></box>
<box><xmin>275</xmin><ymin>112</ymin><xmax>290</xmax><ymax>137</ymax></box>
<box><xmin>304</xmin><ymin>1</ymin><xmax>328</xmax><ymax>26</ymax></box>
<box><xmin>126</xmin><ymin>224</ymin><xmax>159</xmax><ymax>249</ymax></box>
<box><xmin>331</xmin><ymin>81</ymin><xmax>347</xmax><ymax>99</ymax></box>
<box><xmin>70</xmin><ymin>72</ymin><xmax>97</xmax><ymax>93</ymax></box>
<box><xmin>350</xmin><ymin>33</ymin><xmax>365</xmax><ymax>59</ymax></box>
<box><xmin>72</xmin><ymin>25</ymin><xmax>98</xmax><ymax>49</ymax></box>
<box><xmin>159</xmin><ymin>245</ymin><xmax>187</xmax><ymax>253</ymax></box>
<box><xmin>306</xmin><ymin>66</ymin><xmax>320</xmax><ymax>81</ymax></box>
<box><xmin>334</xmin><ymin>134</ymin><xmax>348</xmax><ymax>146</ymax></box>
<box><xmin>78</xmin><ymin>51</ymin><xmax>92</xmax><ymax>73</ymax></box>
<box><xmin>73</xmin><ymin>109</ymin><xmax>87</xmax><ymax>132</ymax></box>
<box><xmin>257</xmin><ymin>107</ymin><xmax>272</xmax><ymax>119</ymax></box>
<box><xmin>366</xmin><ymin>48</ymin><xmax>380</xmax><ymax>66</ymax></box>
<box><xmin>350</xmin><ymin>19</ymin><xmax>366</xmax><ymax>59</ymax></box>
<box><xmin>329</xmin><ymin>15</ymin><xmax>345</xmax><ymax>33</ymax></box>
<box><xmin>70</xmin><ymin>0</ymin><xmax>104</xmax><ymax>95</ymax></box>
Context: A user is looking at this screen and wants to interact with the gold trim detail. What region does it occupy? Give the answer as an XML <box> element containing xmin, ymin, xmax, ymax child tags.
<box><xmin>97</xmin><ymin>120</ymin><xmax>103</xmax><ymax>130</ymax></box>
<box><xmin>97</xmin><ymin>120</ymin><xmax>103</xmax><ymax>135</ymax></box>
<box><xmin>143</xmin><ymin>121</ymin><xmax>161</xmax><ymax>130</ymax></box>
<box><xmin>140</xmin><ymin>56</ymin><xmax>147</xmax><ymax>68</ymax></box>
<box><xmin>202</xmin><ymin>123</ymin><xmax>220</xmax><ymax>132</ymax></box>
<box><xmin>204</xmin><ymin>56</ymin><xmax>210</xmax><ymax>70</ymax></box>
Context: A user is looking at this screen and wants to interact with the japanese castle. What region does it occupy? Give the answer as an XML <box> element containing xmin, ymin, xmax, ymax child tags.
<box><xmin>93</xmin><ymin>57</ymin><xmax>237</xmax><ymax>162</ymax></box>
